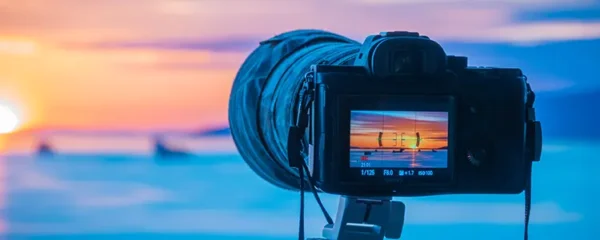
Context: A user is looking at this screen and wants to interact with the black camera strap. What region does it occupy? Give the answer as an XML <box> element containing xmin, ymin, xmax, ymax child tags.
<box><xmin>525</xmin><ymin>166</ymin><xmax>532</xmax><ymax>240</ymax></box>
<box><xmin>289</xmin><ymin>71</ymin><xmax>333</xmax><ymax>240</ymax></box>
<box><xmin>524</xmin><ymin>81</ymin><xmax>541</xmax><ymax>240</ymax></box>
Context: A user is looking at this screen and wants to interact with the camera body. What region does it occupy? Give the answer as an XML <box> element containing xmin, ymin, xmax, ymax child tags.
<box><xmin>308</xmin><ymin>32</ymin><xmax>540</xmax><ymax>197</ymax></box>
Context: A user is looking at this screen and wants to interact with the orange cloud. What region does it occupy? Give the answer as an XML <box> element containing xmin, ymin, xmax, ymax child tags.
<box><xmin>1</xmin><ymin>0</ymin><xmax>598</xmax><ymax>134</ymax></box>
<box><xmin>0</xmin><ymin>39</ymin><xmax>236</xmax><ymax>131</ymax></box>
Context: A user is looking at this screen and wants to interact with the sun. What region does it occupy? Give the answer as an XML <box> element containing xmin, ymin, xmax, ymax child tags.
<box><xmin>0</xmin><ymin>105</ymin><xmax>20</xmax><ymax>134</ymax></box>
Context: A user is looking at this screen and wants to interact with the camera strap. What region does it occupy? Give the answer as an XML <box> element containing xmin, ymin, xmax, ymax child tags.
<box><xmin>524</xmin><ymin>159</ymin><xmax>532</xmax><ymax>240</ymax></box>
<box><xmin>524</xmin><ymin>81</ymin><xmax>541</xmax><ymax>240</ymax></box>
<box><xmin>289</xmin><ymin>71</ymin><xmax>334</xmax><ymax>240</ymax></box>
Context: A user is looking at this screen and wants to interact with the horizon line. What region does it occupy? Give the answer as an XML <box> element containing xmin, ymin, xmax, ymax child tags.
<box><xmin>10</xmin><ymin>126</ymin><xmax>231</xmax><ymax>136</ymax></box>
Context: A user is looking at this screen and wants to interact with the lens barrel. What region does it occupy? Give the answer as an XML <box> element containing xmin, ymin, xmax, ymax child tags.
<box><xmin>228</xmin><ymin>30</ymin><xmax>360</xmax><ymax>190</ymax></box>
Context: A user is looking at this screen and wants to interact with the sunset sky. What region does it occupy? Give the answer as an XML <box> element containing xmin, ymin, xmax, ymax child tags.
<box><xmin>350</xmin><ymin>110</ymin><xmax>448</xmax><ymax>149</ymax></box>
<box><xmin>1</xmin><ymin>0</ymin><xmax>599</xmax><ymax>140</ymax></box>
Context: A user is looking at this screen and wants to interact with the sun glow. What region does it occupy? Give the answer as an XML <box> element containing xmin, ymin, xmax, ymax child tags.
<box><xmin>0</xmin><ymin>104</ymin><xmax>20</xmax><ymax>134</ymax></box>
<box><xmin>0</xmin><ymin>39</ymin><xmax>37</xmax><ymax>55</ymax></box>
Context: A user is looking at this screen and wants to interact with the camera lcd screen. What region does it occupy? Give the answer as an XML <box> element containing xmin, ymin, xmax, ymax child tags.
<box><xmin>350</xmin><ymin>110</ymin><xmax>448</xmax><ymax>168</ymax></box>
<box><xmin>337</xmin><ymin>95</ymin><xmax>454</xmax><ymax>185</ymax></box>
<box><xmin>348</xmin><ymin>110</ymin><xmax>450</xmax><ymax>180</ymax></box>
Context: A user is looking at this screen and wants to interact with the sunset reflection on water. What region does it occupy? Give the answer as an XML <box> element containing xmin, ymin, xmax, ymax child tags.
<box><xmin>349</xmin><ymin>150</ymin><xmax>447</xmax><ymax>168</ymax></box>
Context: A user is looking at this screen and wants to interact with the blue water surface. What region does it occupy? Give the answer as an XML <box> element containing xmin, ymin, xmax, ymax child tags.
<box><xmin>3</xmin><ymin>139</ymin><xmax>597</xmax><ymax>239</ymax></box>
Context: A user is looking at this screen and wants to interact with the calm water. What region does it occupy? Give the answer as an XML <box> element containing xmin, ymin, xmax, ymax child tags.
<box><xmin>350</xmin><ymin>150</ymin><xmax>448</xmax><ymax>168</ymax></box>
<box><xmin>2</xmin><ymin>138</ymin><xmax>598</xmax><ymax>239</ymax></box>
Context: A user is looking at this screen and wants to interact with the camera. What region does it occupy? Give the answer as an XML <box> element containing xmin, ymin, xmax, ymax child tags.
<box><xmin>228</xmin><ymin>30</ymin><xmax>542</xmax><ymax>197</ymax></box>
<box><xmin>306</xmin><ymin>31</ymin><xmax>542</xmax><ymax>196</ymax></box>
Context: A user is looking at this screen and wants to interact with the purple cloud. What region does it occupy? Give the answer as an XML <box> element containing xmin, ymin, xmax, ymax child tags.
<box><xmin>66</xmin><ymin>36</ymin><xmax>263</xmax><ymax>53</ymax></box>
<box><xmin>112</xmin><ymin>60</ymin><xmax>241</xmax><ymax>72</ymax></box>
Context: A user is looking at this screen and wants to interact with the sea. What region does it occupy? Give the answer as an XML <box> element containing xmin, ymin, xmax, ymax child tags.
<box><xmin>1</xmin><ymin>137</ymin><xmax>598</xmax><ymax>240</ymax></box>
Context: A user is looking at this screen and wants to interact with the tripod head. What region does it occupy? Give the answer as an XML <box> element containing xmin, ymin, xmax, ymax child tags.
<box><xmin>308</xmin><ymin>196</ymin><xmax>406</xmax><ymax>240</ymax></box>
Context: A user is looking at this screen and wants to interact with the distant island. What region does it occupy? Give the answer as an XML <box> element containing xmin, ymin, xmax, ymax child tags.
<box><xmin>153</xmin><ymin>136</ymin><xmax>193</xmax><ymax>159</ymax></box>
<box><xmin>15</xmin><ymin>126</ymin><xmax>232</xmax><ymax>138</ymax></box>
<box><xmin>190</xmin><ymin>126</ymin><xmax>230</xmax><ymax>137</ymax></box>
<box><xmin>19</xmin><ymin>126</ymin><xmax>231</xmax><ymax>159</ymax></box>
<box><xmin>36</xmin><ymin>140</ymin><xmax>55</xmax><ymax>157</ymax></box>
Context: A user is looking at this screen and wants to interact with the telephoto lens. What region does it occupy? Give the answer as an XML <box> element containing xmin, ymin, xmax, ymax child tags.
<box><xmin>228</xmin><ymin>30</ymin><xmax>361</xmax><ymax>191</ymax></box>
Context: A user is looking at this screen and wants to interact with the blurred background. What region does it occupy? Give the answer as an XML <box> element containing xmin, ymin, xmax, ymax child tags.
<box><xmin>0</xmin><ymin>0</ymin><xmax>599</xmax><ymax>239</ymax></box>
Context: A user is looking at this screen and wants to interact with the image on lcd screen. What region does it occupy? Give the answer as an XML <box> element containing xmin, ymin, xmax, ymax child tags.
<box><xmin>350</xmin><ymin>110</ymin><xmax>449</xmax><ymax>168</ymax></box>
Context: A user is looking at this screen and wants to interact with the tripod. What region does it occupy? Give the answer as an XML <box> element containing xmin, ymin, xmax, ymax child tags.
<box><xmin>308</xmin><ymin>196</ymin><xmax>406</xmax><ymax>240</ymax></box>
